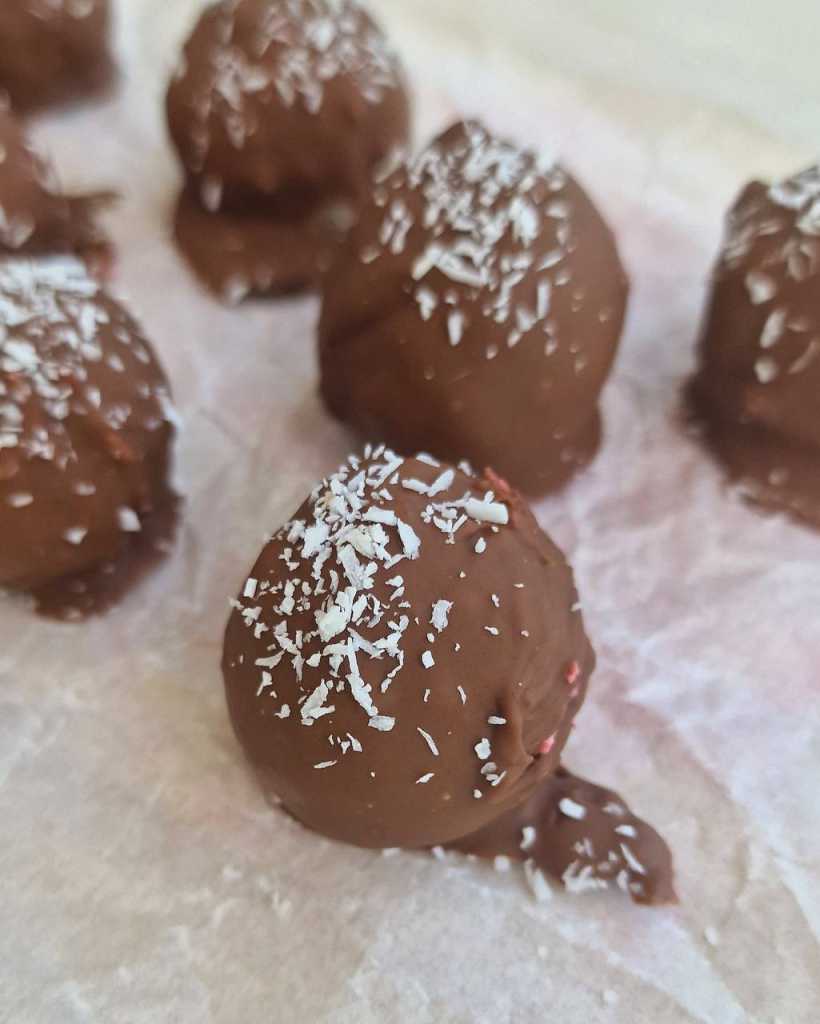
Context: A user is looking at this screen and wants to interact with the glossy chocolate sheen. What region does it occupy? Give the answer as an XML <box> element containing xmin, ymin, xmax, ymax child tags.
<box><xmin>319</xmin><ymin>120</ymin><xmax>628</xmax><ymax>496</ymax></box>
<box><xmin>0</xmin><ymin>0</ymin><xmax>113</xmax><ymax>113</ymax></box>
<box><xmin>0</xmin><ymin>258</ymin><xmax>178</xmax><ymax>619</ymax></box>
<box><xmin>172</xmin><ymin>184</ymin><xmax>344</xmax><ymax>302</ymax></box>
<box><xmin>166</xmin><ymin>0</ymin><xmax>411</xmax><ymax>299</ymax></box>
<box><xmin>690</xmin><ymin>166</ymin><xmax>820</xmax><ymax>529</ymax></box>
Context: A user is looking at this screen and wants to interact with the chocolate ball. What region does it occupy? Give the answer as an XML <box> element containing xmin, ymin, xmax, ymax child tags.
<box><xmin>166</xmin><ymin>0</ymin><xmax>411</xmax><ymax>300</ymax></box>
<box><xmin>0</xmin><ymin>258</ymin><xmax>178</xmax><ymax>619</ymax></box>
<box><xmin>689</xmin><ymin>166</ymin><xmax>820</xmax><ymax>529</ymax></box>
<box><xmin>0</xmin><ymin>105</ymin><xmax>111</xmax><ymax>271</ymax></box>
<box><xmin>222</xmin><ymin>447</ymin><xmax>594</xmax><ymax>849</ymax></box>
<box><xmin>0</xmin><ymin>0</ymin><xmax>113</xmax><ymax>113</ymax></box>
<box><xmin>319</xmin><ymin>121</ymin><xmax>628</xmax><ymax>496</ymax></box>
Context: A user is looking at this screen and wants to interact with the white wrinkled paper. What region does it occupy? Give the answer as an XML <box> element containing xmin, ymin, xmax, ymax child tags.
<box><xmin>2</xmin><ymin>2</ymin><xmax>818</xmax><ymax>1021</ymax></box>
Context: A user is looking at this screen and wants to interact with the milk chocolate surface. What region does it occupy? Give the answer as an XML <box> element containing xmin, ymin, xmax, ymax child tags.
<box><xmin>0</xmin><ymin>107</ymin><xmax>111</xmax><ymax>272</ymax></box>
<box><xmin>689</xmin><ymin>166</ymin><xmax>820</xmax><ymax>529</ymax></box>
<box><xmin>166</xmin><ymin>0</ymin><xmax>410</xmax><ymax>300</ymax></box>
<box><xmin>222</xmin><ymin>449</ymin><xmax>674</xmax><ymax>903</ymax></box>
<box><xmin>0</xmin><ymin>0</ymin><xmax>113</xmax><ymax>113</ymax></box>
<box><xmin>0</xmin><ymin>259</ymin><xmax>178</xmax><ymax>619</ymax></box>
<box><xmin>320</xmin><ymin>121</ymin><xmax>628</xmax><ymax>495</ymax></box>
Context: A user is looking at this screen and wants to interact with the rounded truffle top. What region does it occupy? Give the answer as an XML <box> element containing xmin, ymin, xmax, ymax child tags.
<box><xmin>223</xmin><ymin>446</ymin><xmax>593</xmax><ymax>849</ymax></box>
<box><xmin>697</xmin><ymin>165</ymin><xmax>820</xmax><ymax>450</ymax></box>
<box><xmin>0</xmin><ymin>258</ymin><xmax>174</xmax><ymax>472</ymax></box>
<box><xmin>167</xmin><ymin>0</ymin><xmax>410</xmax><ymax>202</ymax></box>
<box><xmin>319</xmin><ymin>121</ymin><xmax>628</xmax><ymax>493</ymax></box>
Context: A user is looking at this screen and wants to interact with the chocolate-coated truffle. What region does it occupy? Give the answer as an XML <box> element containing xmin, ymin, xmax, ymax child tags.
<box><xmin>689</xmin><ymin>166</ymin><xmax>820</xmax><ymax>529</ymax></box>
<box><xmin>319</xmin><ymin>121</ymin><xmax>628</xmax><ymax>496</ymax></box>
<box><xmin>0</xmin><ymin>106</ymin><xmax>111</xmax><ymax>271</ymax></box>
<box><xmin>0</xmin><ymin>259</ymin><xmax>178</xmax><ymax>619</ymax></box>
<box><xmin>166</xmin><ymin>0</ymin><xmax>411</xmax><ymax>301</ymax></box>
<box><xmin>0</xmin><ymin>0</ymin><xmax>113</xmax><ymax>113</ymax></box>
<box><xmin>222</xmin><ymin>448</ymin><xmax>674</xmax><ymax>903</ymax></box>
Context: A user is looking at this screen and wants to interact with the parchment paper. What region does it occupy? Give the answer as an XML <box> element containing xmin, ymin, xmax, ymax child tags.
<box><xmin>1</xmin><ymin>3</ymin><xmax>818</xmax><ymax>1021</ymax></box>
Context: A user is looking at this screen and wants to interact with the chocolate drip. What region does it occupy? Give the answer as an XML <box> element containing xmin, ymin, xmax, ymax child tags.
<box><xmin>450</xmin><ymin>766</ymin><xmax>676</xmax><ymax>906</ymax></box>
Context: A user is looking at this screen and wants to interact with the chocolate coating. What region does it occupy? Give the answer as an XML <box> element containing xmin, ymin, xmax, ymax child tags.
<box><xmin>0</xmin><ymin>107</ymin><xmax>111</xmax><ymax>272</ymax></box>
<box><xmin>0</xmin><ymin>259</ymin><xmax>178</xmax><ymax>619</ymax></box>
<box><xmin>223</xmin><ymin>449</ymin><xmax>593</xmax><ymax>849</ymax></box>
<box><xmin>222</xmin><ymin>448</ymin><xmax>675</xmax><ymax>903</ymax></box>
<box><xmin>166</xmin><ymin>0</ymin><xmax>410</xmax><ymax>300</ymax></box>
<box><xmin>172</xmin><ymin>183</ymin><xmax>350</xmax><ymax>302</ymax></box>
<box><xmin>0</xmin><ymin>0</ymin><xmax>113</xmax><ymax>113</ymax></box>
<box><xmin>452</xmin><ymin>767</ymin><xmax>676</xmax><ymax>905</ymax></box>
<box><xmin>319</xmin><ymin>121</ymin><xmax>628</xmax><ymax>496</ymax></box>
<box><xmin>689</xmin><ymin>166</ymin><xmax>820</xmax><ymax>529</ymax></box>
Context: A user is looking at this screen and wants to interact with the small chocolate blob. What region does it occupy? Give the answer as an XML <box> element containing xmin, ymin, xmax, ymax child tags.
<box><xmin>689</xmin><ymin>166</ymin><xmax>820</xmax><ymax>529</ymax></box>
<box><xmin>0</xmin><ymin>0</ymin><xmax>114</xmax><ymax>114</ymax></box>
<box><xmin>451</xmin><ymin>766</ymin><xmax>677</xmax><ymax>906</ymax></box>
<box><xmin>0</xmin><ymin>105</ymin><xmax>112</xmax><ymax>273</ymax></box>
<box><xmin>319</xmin><ymin>121</ymin><xmax>628</xmax><ymax>496</ymax></box>
<box><xmin>166</xmin><ymin>0</ymin><xmax>411</xmax><ymax>301</ymax></box>
<box><xmin>0</xmin><ymin>259</ymin><xmax>179</xmax><ymax>620</ymax></box>
<box><xmin>222</xmin><ymin>448</ymin><xmax>674</xmax><ymax>903</ymax></box>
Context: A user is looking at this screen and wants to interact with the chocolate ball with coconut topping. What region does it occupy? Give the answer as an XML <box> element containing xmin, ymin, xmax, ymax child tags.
<box><xmin>319</xmin><ymin>120</ymin><xmax>629</xmax><ymax>496</ymax></box>
<box><xmin>222</xmin><ymin>447</ymin><xmax>594</xmax><ymax>849</ymax></box>
<box><xmin>166</xmin><ymin>0</ymin><xmax>411</xmax><ymax>301</ymax></box>
<box><xmin>689</xmin><ymin>166</ymin><xmax>820</xmax><ymax>529</ymax></box>
<box><xmin>0</xmin><ymin>0</ymin><xmax>113</xmax><ymax>113</ymax></box>
<box><xmin>0</xmin><ymin>106</ymin><xmax>112</xmax><ymax>271</ymax></box>
<box><xmin>0</xmin><ymin>258</ymin><xmax>178</xmax><ymax>619</ymax></box>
